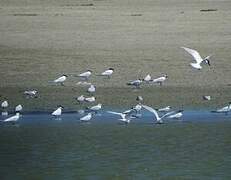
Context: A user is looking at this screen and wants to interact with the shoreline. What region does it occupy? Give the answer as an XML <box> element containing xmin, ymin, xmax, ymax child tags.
<box><xmin>0</xmin><ymin>85</ymin><xmax>230</xmax><ymax>112</ymax></box>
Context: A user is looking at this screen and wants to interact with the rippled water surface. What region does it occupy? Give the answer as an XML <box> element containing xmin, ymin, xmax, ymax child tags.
<box><xmin>0</xmin><ymin>111</ymin><xmax>231</xmax><ymax>179</ymax></box>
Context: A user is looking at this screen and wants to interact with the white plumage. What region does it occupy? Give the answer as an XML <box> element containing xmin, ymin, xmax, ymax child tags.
<box><xmin>52</xmin><ymin>107</ymin><xmax>63</xmax><ymax>116</ymax></box>
<box><xmin>142</xmin><ymin>104</ymin><xmax>174</xmax><ymax>124</ymax></box>
<box><xmin>24</xmin><ymin>90</ymin><xmax>38</xmax><ymax>98</ymax></box>
<box><xmin>15</xmin><ymin>104</ymin><xmax>23</xmax><ymax>112</ymax></box>
<box><xmin>87</xmin><ymin>84</ymin><xmax>96</xmax><ymax>93</ymax></box>
<box><xmin>3</xmin><ymin>113</ymin><xmax>20</xmax><ymax>122</ymax></box>
<box><xmin>77</xmin><ymin>95</ymin><xmax>85</xmax><ymax>103</ymax></box>
<box><xmin>101</xmin><ymin>68</ymin><xmax>114</xmax><ymax>78</ymax></box>
<box><xmin>214</xmin><ymin>102</ymin><xmax>231</xmax><ymax>113</ymax></box>
<box><xmin>89</xmin><ymin>104</ymin><xmax>102</xmax><ymax>111</ymax></box>
<box><xmin>167</xmin><ymin>111</ymin><xmax>183</xmax><ymax>119</ymax></box>
<box><xmin>53</xmin><ymin>75</ymin><xmax>67</xmax><ymax>85</ymax></box>
<box><xmin>80</xmin><ymin>113</ymin><xmax>92</xmax><ymax>121</ymax></box>
<box><xmin>107</xmin><ymin>111</ymin><xmax>130</xmax><ymax>123</ymax></box>
<box><xmin>157</xmin><ymin>106</ymin><xmax>172</xmax><ymax>112</ymax></box>
<box><xmin>144</xmin><ymin>74</ymin><xmax>152</xmax><ymax>82</ymax></box>
<box><xmin>151</xmin><ymin>74</ymin><xmax>168</xmax><ymax>86</ymax></box>
<box><xmin>85</xmin><ymin>96</ymin><xmax>96</xmax><ymax>103</ymax></box>
<box><xmin>181</xmin><ymin>47</ymin><xmax>211</xmax><ymax>70</ymax></box>
<box><xmin>1</xmin><ymin>101</ymin><xmax>8</xmax><ymax>108</ymax></box>
<box><xmin>127</xmin><ymin>79</ymin><xmax>143</xmax><ymax>88</ymax></box>
<box><xmin>78</xmin><ymin>70</ymin><xmax>92</xmax><ymax>80</ymax></box>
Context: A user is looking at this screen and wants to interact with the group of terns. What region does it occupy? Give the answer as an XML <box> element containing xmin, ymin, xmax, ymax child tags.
<box><xmin>1</xmin><ymin>47</ymin><xmax>230</xmax><ymax>124</ymax></box>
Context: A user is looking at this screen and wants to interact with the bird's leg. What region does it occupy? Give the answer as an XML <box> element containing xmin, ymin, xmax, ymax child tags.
<box><xmin>61</xmin><ymin>82</ymin><xmax>65</xmax><ymax>86</ymax></box>
<box><xmin>159</xmin><ymin>82</ymin><xmax>162</xmax><ymax>86</ymax></box>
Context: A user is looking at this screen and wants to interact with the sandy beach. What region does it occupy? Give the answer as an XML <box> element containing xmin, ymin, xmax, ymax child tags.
<box><xmin>0</xmin><ymin>0</ymin><xmax>231</xmax><ymax>111</ymax></box>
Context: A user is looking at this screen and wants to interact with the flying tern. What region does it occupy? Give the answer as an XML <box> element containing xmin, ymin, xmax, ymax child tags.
<box><xmin>142</xmin><ymin>104</ymin><xmax>174</xmax><ymax>124</ymax></box>
<box><xmin>181</xmin><ymin>47</ymin><xmax>211</xmax><ymax>70</ymax></box>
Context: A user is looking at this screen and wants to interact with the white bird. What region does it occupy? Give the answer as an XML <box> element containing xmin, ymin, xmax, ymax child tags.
<box><xmin>101</xmin><ymin>68</ymin><xmax>114</xmax><ymax>78</ymax></box>
<box><xmin>52</xmin><ymin>75</ymin><xmax>67</xmax><ymax>86</ymax></box>
<box><xmin>88</xmin><ymin>104</ymin><xmax>102</xmax><ymax>112</ymax></box>
<box><xmin>52</xmin><ymin>106</ymin><xmax>63</xmax><ymax>116</ymax></box>
<box><xmin>151</xmin><ymin>74</ymin><xmax>168</xmax><ymax>86</ymax></box>
<box><xmin>142</xmin><ymin>104</ymin><xmax>174</xmax><ymax>124</ymax></box>
<box><xmin>107</xmin><ymin>111</ymin><xmax>131</xmax><ymax>124</ymax></box>
<box><xmin>3</xmin><ymin>113</ymin><xmax>20</xmax><ymax>123</ymax></box>
<box><xmin>144</xmin><ymin>74</ymin><xmax>152</xmax><ymax>83</ymax></box>
<box><xmin>24</xmin><ymin>90</ymin><xmax>38</xmax><ymax>98</ymax></box>
<box><xmin>134</xmin><ymin>103</ymin><xmax>142</xmax><ymax>112</ymax></box>
<box><xmin>127</xmin><ymin>79</ymin><xmax>143</xmax><ymax>88</ymax></box>
<box><xmin>181</xmin><ymin>47</ymin><xmax>211</xmax><ymax>70</ymax></box>
<box><xmin>1</xmin><ymin>100</ymin><xmax>8</xmax><ymax>108</ymax></box>
<box><xmin>76</xmin><ymin>95</ymin><xmax>85</xmax><ymax>103</ymax></box>
<box><xmin>15</xmin><ymin>104</ymin><xmax>23</xmax><ymax>112</ymax></box>
<box><xmin>87</xmin><ymin>84</ymin><xmax>96</xmax><ymax>93</ymax></box>
<box><xmin>157</xmin><ymin>106</ymin><xmax>172</xmax><ymax>112</ymax></box>
<box><xmin>136</xmin><ymin>96</ymin><xmax>143</xmax><ymax>102</ymax></box>
<box><xmin>203</xmin><ymin>96</ymin><xmax>211</xmax><ymax>101</ymax></box>
<box><xmin>167</xmin><ymin>110</ymin><xmax>184</xmax><ymax>119</ymax></box>
<box><xmin>85</xmin><ymin>96</ymin><xmax>96</xmax><ymax>103</ymax></box>
<box><xmin>78</xmin><ymin>70</ymin><xmax>92</xmax><ymax>80</ymax></box>
<box><xmin>80</xmin><ymin>113</ymin><xmax>92</xmax><ymax>122</ymax></box>
<box><xmin>213</xmin><ymin>102</ymin><xmax>231</xmax><ymax>114</ymax></box>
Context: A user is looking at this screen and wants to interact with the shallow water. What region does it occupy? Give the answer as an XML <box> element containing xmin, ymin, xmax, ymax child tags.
<box><xmin>0</xmin><ymin>111</ymin><xmax>231</xmax><ymax>179</ymax></box>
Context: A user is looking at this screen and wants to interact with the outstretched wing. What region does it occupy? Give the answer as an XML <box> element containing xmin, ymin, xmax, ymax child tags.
<box><xmin>142</xmin><ymin>105</ymin><xmax>159</xmax><ymax>120</ymax></box>
<box><xmin>161</xmin><ymin>111</ymin><xmax>176</xmax><ymax>118</ymax></box>
<box><xmin>107</xmin><ymin>111</ymin><xmax>124</xmax><ymax>118</ymax></box>
<box><xmin>181</xmin><ymin>47</ymin><xmax>203</xmax><ymax>64</ymax></box>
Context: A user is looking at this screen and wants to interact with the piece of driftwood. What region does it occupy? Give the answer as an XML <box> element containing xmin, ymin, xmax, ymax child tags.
<box><xmin>200</xmin><ymin>9</ymin><xmax>218</xmax><ymax>12</ymax></box>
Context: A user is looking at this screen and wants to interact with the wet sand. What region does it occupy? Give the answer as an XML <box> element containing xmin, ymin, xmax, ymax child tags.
<box><xmin>0</xmin><ymin>0</ymin><xmax>231</xmax><ymax>111</ymax></box>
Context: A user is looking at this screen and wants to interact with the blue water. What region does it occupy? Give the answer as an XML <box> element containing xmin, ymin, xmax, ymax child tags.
<box><xmin>0</xmin><ymin>110</ymin><xmax>230</xmax><ymax>179</ymax></box>
<box><xmin>1</xmin><ymin>110</ymin><xmax>230</xmax><ymax>125</ymax></box>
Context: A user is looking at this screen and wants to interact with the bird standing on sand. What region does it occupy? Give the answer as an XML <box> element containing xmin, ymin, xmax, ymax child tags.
<box><xmin>52</xmin><ymin>75</ymin><xmax>68</xmax><ymax>86</ymax></box>
<box><xmin>24</xmin><ymin>90</ymin><xmax>38</xmax><ymax>98</ymax></box>
<box><xmin>101</xmin><ymin>68</ymin><xmax>114</xmax><ymax>78</ymax></box>
<box><xmin>142</xmin><ymin>104</ymin><xmax>174</xmax><ymax>124</ymax></box>
<box><xmin>203</xmin><ymin>96</ymin><xmax>211</xmax><ymax>101</ymax></box>
<box><xmin>85</xmin><ymin>96</ymin><xmax>96</xmax><ymax>103</ymax></box>
<box><xmin>181</xmin><ymin>47</ymin><xmax>211</xmax><ymax>70</ymax></box>
<box><xmin>127</xmin><ymin>79</ymin><xmax>143</xmax><ymax>89</ymax></box>
<box><xmin>76</xmin><ymin>95</ymin><xmax>85</xmax><ymax>103</ymax></box>
<box><xmin>151</xmin><ymin>74</ymin><xmax>168</xmax><ymax>86</ymax></box>
<box><xmin>87</xmin><ymin>84</ymin><xmax>96</xmax><ymax>93</ymax></box>
<box><xmin>78</xmin><ymin>70</ymin><xmax>92</xmax><ymax>81</ymax></box>
<box><xmin>136</xmin><ymin>96</ymin><xmax>143</xmax><ymax>102</ymax></box>
<box><xmin>143</xmin><ymin>74</ymin><xmax>152</xmax><ymax>83</ymax></box>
